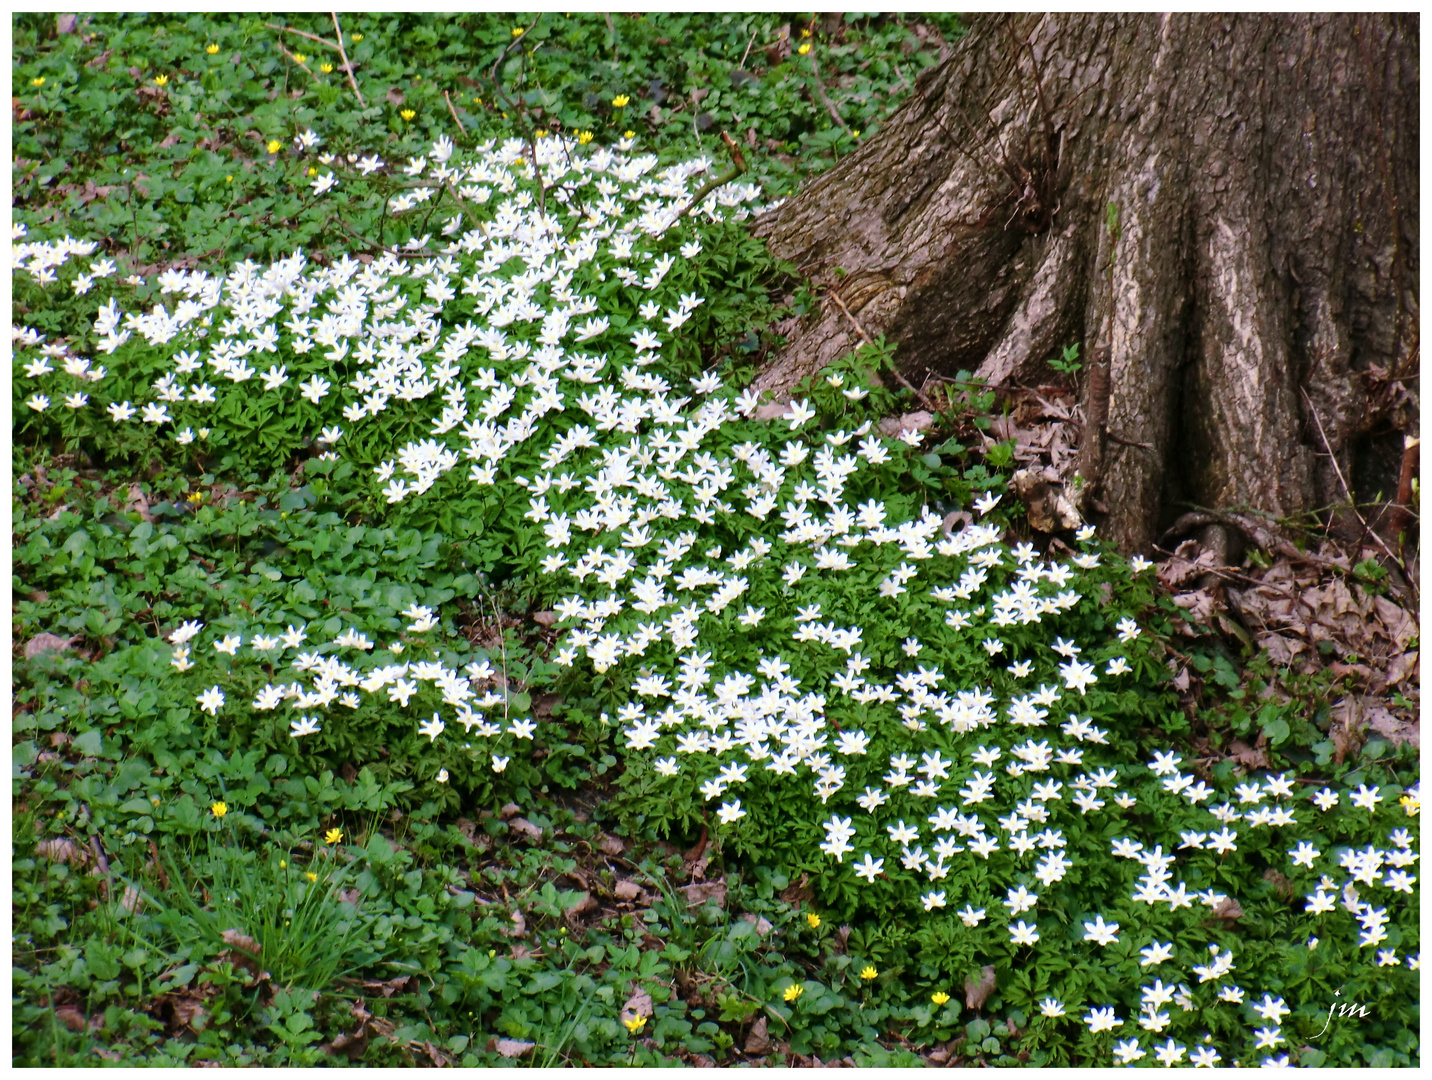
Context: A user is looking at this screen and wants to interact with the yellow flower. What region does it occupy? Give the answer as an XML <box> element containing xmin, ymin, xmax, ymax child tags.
<box><xmin>225</xmin><ymin>175</ymin><xmax>233</xmax><ymax>182</ymax></box>
<box><xmin>623</xmin><ymin>130</ymin><xmax>635</xmax><ymax>139</ymax></box>
<box><xmin>307</xmin><ymin>166</ymin><xmax>318</xmax><ymax>177</ymax></box>
<box><xmin>536</xmin><ymin>130</ymin><xmax>548</xmax><ymax>139</ymax></box>
<box><xmin>320</xmin><ymin>62</ymin><xmax>334</xmax><ymax>74</ymax></box>
<box><xmin>1401</xmin><ymin>795</ymin><xmax>1420</xmax><ymax>816</ymax></box>
<box><xmin>623</xmin><ymin>1014</ymin><xmax>646</xmax><ymax>1034</ymax></box>
<box><xmin>325</xmin><ymin>827</ymin><xmax>343</xmax><ymax>844</ymax></box>
<box><xmin>577</xmin><ymin>130</ymin><xmax>594</xmax><ymax>145</ymax></box>
<box><xmin>266</xmin><ymin>139</ymin><xmax>282</xmax><ymax>154</ymax></box>
<box><xmin>186</xmin><ymin>491</ymin><xmax>204</xmax><ymax>504</ymax></box>
<box><xmin>306</xmin><ymin>871</ymin><xmax>318</xmax><ymax>882</ymax></box>
<box><xmin>801</xmin><ymin>28</ymin><xmax>812</xmax><ymax>37</ymax></box>
<box><xmin>154</xmin><ymin>74</ymin><xmax>170</xmax><ymax>86</ymax></box>
<box><xmin>512</xmin><ymin>27</ymin><xmax>524</xmax><ymax>37</ymax></box>
<box><xmin>473</xmin><ymin>96</ymin><xmax>482</xmax><ymax>104</ymax></box>
<box><xmin>783</xmin><ymin>984</ymin><xmax>804</xmax><ymax>1002</ymax></box>
<box><xmin>612</xmin><ymin>94</ymin><xmax>630</xmax><ymax>107</ymax></box>
<box><xmin>211</xmin><ymin>801</ymin><xmax>228</xmax><ymax>818</ymax></box>
<box><xmin>293</xmin><ymin>53</ymin><xmax>307</xmax><ymax>64</ymax></box>
<box><xmin>852</xmin><ymin>130</ymin><xmax>861</xmax><ymax>139</ymax></box>
<box><xmin>931</xmin><ymin>991</ymin><xmax>951</xmax><ymax>1006</ymax></box>
<box><xmin>806</xmin><ymin>912</ymin><xmax>821</xmax><ymax>929</ymax></box>
<box><xmin>859</xmin><ymin>965</ymin><xmax>878</xmax><ymax>981</ymax></box>
<box><xmin>206</xmin><ymin>43</ymin><xmax>219</xmax><ymax>54</ymax></box>
<box><xmin>31</xmin><ymin>77</ymin><xmax>45</xmax><ymax>87</ymax></box>
<box><xmin>400</xmin><ymin>108</ymin><xmax>416</xmax><ymax>121</ymax></box>
<box><xmin>351</xmin><ymin>34</ymin><xmax>363</xmax><ymax>42</ymax></box>
<box><xmin>798</xmin><ymin>42</ymin><xmax>811</xmax><ymax>55</ymax></box>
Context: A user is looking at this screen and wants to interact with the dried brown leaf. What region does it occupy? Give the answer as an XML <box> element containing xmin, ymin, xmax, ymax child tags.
<box><xmin>37</xmin><ymin>838</ymin><xmax>88</xmax><ymax>866</ymax></box>
<box><xmin>741</xmin><ymin>912</ymin><xmax>774</xmax><ymax>936</ymax></box>
<box><xmin>488</xmin><ymin>1038</ymin><xmax>535</xmax><ymax>1059</ymax></box>
<box><xmin>680</xmin><ymin>880</ymin><xmax>726</xmax><ymax>908</ymax></box>
<box><xmin>55</xmin><ymin>1005</ymin><xmax>90</xmax><ymax>1031</ymax></box>
<box><xmin>744</xmin><ymin>1015</ymin><xmax>772</xmax><ymax>1055</ymax></box>
<box><xmin>24</xmin><ymin>633</ymin><xmax>75</xmax><ymax>659</ymax></box>
<box><xmin>509</xmin><ymin>817</ymin><xmax>543</xmax><ymax>841</ymax></box>
<box><xmin>964</xmin><ymin>964</ymin><xmax>996</xmax><ymax>1010</ymax></box>
<box><xmin>613</xmin><ymin>879</ymin><xmax>649</xmax><ymax>903</ymax></box>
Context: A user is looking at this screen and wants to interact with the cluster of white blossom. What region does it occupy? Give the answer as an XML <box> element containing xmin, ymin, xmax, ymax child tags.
<box><xmin>13</xmin><ymin>134</ymin><xmax>1417</xmax><ymax>1066</ymax></box>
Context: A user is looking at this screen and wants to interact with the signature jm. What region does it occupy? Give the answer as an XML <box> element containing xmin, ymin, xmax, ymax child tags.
<box><xmin>1315</xmin><ymin>990</ymin><xmax>1370</xmax><ymax>1039</ymax></box>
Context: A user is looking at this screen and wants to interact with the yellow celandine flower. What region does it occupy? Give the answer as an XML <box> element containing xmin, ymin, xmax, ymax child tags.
<box><xmin>211</xmin><ymin>801</ymin><xmax>228</xmax><ymax>818</ymax></box>
<box><xmin>806</xmin><ymin>912</ymin><xmax>821</xmax><ymax>929</ymax></box>
<box><xmin>400</xmin><ymin>108</ymin><xmax>416</xmax><ymax>121</ymax></box>
<box><xmin>802</xmin><ymin>27</ymin><xmax>812</xmax><ymax>37</ymax></box>
<box><xmin>798</xmin><ymin>42</ymin><xmax>811</xmax><ymax>55</ymax></box>
<box><xmin>512</xmin><ymin>27</ymin><xmax>524</xmax><ymax>37</ymax></box>
<box><xmin>294</xmin><ymin>53</ymin><xmax>307</xmax><ymax>63</ymax></box>
<box><xmin>206</xmin><ymin>43</ymin><xmax>219</xmax><ymax>54</ymax></box>
<box><xmin>473</xmin><ymin>96</ymin><xmax>482</xmax><ymax>104</ymax></box>
<box><xmin>31</xmin><ymin>77</ymin><xmax>45</xmax><ymax>87</ymax></box>
<box><xmin>931</xmin><ymin>991</ymin><xmax>951</xmax><ymax>1006</ymax></box>
<box><xmin>623</xmin><ymin>130</ymin><xmax>635</xmax><ymax>139</ymax></box>
<box><xmin>279</xmin><ymin>860</ymin><xmax>287</xmax><ymax>869</ymax></box>
<box><xmin>225</xmin><ymin>175</ymin><xmax>233</xmax><ymax>182</ymax></box>
<box><xmin>267</xmin><ymin>139</ymin><xmax>282</xmax><ymax>154</ymax></box>
<box><xmin>325</xmin><ymin>827</ymin><xmax>344</xmax><ymax>844</ymax></box>
<box><xmin>612</xmin><ymin>94</ymin><xmax>630</xmax><ymax>107</ymax></box>
<box><xmin>783</xmin><ymin>984</ymin><xmax>803</xmax><ymax>1002</ymax></box>
<box><xmin>624</xmin><ymin>1014</ymin><xmax>646</xmax><ymax>1034</ymax></box>
<box><xmin>577</xmin><ymin>130</ymin><xmax>594</xmax><ymax>145</ymax></box>
<box><xmin>351</xmin><ymin>33</ymin><xmax>363</xmax><ymax>42</ymax></box>
<box><xmin>859</xmin><ymin>965</ymin><xmax>878</xmax><ymax>981</ymax></box>
<box><xmin>320</xmin><ymin>62</ymin><xmax>334</xmax><ymax>73</ymax></box>
<box><xmin>306</xmin><ymin>871</ymin><xmax>318</xmax><ymax>882</ymax></box>
<box><xmin>154</xmin><ymin>74</ymin><xmax>170</xmax><ymax>86</ymax></box>
<box><xmin>852</xmin><ymin>130</ymin><xmax>860</xmax><ymax>138</ymax></box>
<box><xmin>1401</xmin><ymin>794</ymin><xmax>1419</xmax><ymax>816</ymax></box>
<box><xmin>307</xmin><ymin>166</ymin><xmax>319</xmax><ymax>177</ymax></box>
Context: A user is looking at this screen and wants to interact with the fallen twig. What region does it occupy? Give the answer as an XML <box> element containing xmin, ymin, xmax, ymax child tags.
<box><xmin>443</xmin><ymin>89</ymin><xmax>467</xmax><ymax>137</ymax></box>
<box><xmin>673</xmin><ymin>131</ymin><xmax>747</xmax><ymax>220</ymax></box>
<box><xmin>1302</xmin><ymin>389</ymin><xmax>1412</xmax><ymax>596</ymax></box>
<box><xmin>823</xmin><ymin>288</ymin><xmax>937</xmax><ymax>411</ymax></box>
<box><xmin>331</xmin><ymin>13</ymin><xmax>366</xmax><ymax>108</ymax></box>
<box><xmin>805</xmin><ymin>48</ymin><xmax>850</xmax><ymax>135</ymax></box>
<box><xmin>265</xmin><ymin>22</ymin><xmax>342</xmax><ymax>51</ymax></box>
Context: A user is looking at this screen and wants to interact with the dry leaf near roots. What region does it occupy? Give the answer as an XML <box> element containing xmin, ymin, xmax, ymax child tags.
<box><xmin>964</xmin><ymin>964</ymin><xmax>996</xmax><ymax>1009</ymax></box>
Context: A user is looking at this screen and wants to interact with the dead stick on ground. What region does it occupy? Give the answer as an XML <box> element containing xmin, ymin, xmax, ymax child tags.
<box><xmin>444</xmin><ymin>89</ymin><xmax>467</xmax><ymax>137</ymax></box>
<box><xmin>738</xmin><ymin>27</ymin><xmax>758</xmax><ymax>70</ymax></box>
<box><xmin>1302</xmin><ymin>389</ymin><xmax>1411</xmax><ymax>590</ymax></box>
<box><xmin>823</xmin><ymin>288</ymin><xmax>937</xmax><ymax>411</ymax></box>
<box><xmin>674</xmin><ymin>131</ymin><xmax>747</xmax><ymax>220</ymax></box>
<box><xmin>806</xmin><ymin>50</ymin><xmax>850</xmax><ymax>134</ymax></box>
<box><xmin>273</xmin><ymin>39</ymin><xmax>316</xmax><ymax>79</ymax></box>
<box><xmin>331</xmin><ymin>13</ymin><xmax>366</xmax><ymax>107</ymax></box>
<box><xmin>265</xmin><ymin>22</ymin><xmax>342</xmax><ymax>50</ymax></box>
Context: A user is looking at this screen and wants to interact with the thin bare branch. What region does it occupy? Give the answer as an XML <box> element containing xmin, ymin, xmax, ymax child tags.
<box><xmin>824</xmin><ymin>288</ymin><xmax>937</xmax><ymax>411</ymax></box>
<box><xmin>265</xmin><ymin>22</ymin><xmax>342</xmax><ymax>51</ymax></box>
<box><xmin>1302</xmin><ymin>390</ymin><xmax>1412</xmax><ymax>594</ymax></box>
<box><xmin>443</xmin><ymin>89</ymin><xmax>467</xmax><ymax>137</ymax></box>
<box><xmin>805</xmin><ymin>49</ymin><xmax>850</xmax><ymax>134</ymax></box>
<box><xmin>331</xmin><ymin>13</ymin><xmax>366</xmax><ymax>107</ymax></box>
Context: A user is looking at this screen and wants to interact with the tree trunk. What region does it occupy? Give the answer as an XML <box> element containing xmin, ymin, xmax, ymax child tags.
<box><xmin>754</xmin><ymin>13</ymin><xmax>1418</xmax><ymax>552</ymax></box>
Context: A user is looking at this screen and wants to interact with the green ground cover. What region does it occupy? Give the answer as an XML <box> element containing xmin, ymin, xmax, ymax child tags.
<box><xmin>12</xmin><ymin>12</ymin><xmax>1418</xmax><ymax>1067</ymax></box>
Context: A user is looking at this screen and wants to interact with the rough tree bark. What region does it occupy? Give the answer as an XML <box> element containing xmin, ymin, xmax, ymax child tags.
<box><xmin>754</xmin><ymin>13</ymin><xmax>1418</xmax><ymax>552</ymax></box>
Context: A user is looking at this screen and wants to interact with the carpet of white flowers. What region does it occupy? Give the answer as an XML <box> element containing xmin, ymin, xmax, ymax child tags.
<box><xmin>14</xmin><ymin>135</ymin><xmax>1419</xmax><ymax>1066</ymax></box>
